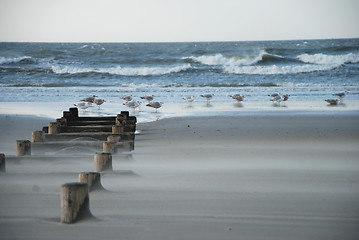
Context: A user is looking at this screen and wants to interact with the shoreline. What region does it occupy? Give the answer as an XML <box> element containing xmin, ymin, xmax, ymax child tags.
<box><xmin>1</xmin><ymin>100</ymin><xmax>358</xmax><ymax>123</ymax></box>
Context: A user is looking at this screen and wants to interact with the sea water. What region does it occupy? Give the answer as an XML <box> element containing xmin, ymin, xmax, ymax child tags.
<box><xmin>1</xmin><ymin>39</ymin><xmax>358</xmax><ymax>103</ymax></box>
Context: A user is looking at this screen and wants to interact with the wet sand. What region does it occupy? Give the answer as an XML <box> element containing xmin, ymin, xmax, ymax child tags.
<box><xmin>0</xmin><ymin>111</ymin><xmax>359</xmax><ymax>239</ymax></box>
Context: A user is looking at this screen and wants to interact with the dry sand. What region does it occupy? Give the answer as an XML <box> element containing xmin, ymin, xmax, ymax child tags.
<box><xmin>1</xmin><ymin>112</ymin><xmax>359</xmax><ymax>240</ymax></box>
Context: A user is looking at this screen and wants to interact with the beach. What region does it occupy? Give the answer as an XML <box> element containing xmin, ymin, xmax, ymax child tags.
<box><xmin>1</xmin><ymin>102</ymin><xmax>359</xmax><ymax>239</ymax></box>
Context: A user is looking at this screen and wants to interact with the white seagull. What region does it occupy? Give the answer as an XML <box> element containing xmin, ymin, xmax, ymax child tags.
<box><xmin>333</xmin><ymin>91</ymin><xmax>348</xmax><ymax>99</ymax></box>
<box><xmin>123</xmin><ymin>101</ymin><xmax>141</xmax><ymax>111</ymax></box>
<box><xmin>200</xmin><ymin>94</ymin><xmax>214</xmax><ymax>103</ymax></box>
<box><xmin>74</xmin><ymin>102</ymin><xmax>89</xmax><ymax>111</ymax></box>
<box><xmin>146</xmin><ymin>101</ymin><xmax>163</xmax><ymax>112</ymax></box>
<box><xmin>183</xmin><ymin>96</ymin><xmax>195</xmax><ymax>103</ymax></box>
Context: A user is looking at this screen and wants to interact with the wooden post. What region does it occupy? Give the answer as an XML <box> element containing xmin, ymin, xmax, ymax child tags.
<box><xmin>16</xmin><ymin>140</ymin><xmax>31</xmax><ymax>156</ymax></box>
<box><xmin>112</xmin><ymin>125</ymin><xmax>124</xmax><ymax>134</ymax></box>
<box><xmin>116</xmin><ymin>112</ymin><xmax>128</xmax><ymax>126</ymax></box>
<box><xmin>103</xmin><ymin>141</ymin><xmax>119</xmax><ymax>154</ymax></box>
<box><xmin>69</xmin><ymin>107</ymin><xmax>79</xmax><ymax>118</ymax></box>
<box><xmin>94</xmin><ymin>152</ymin><xmax>112</xmax><ymax>172</ymax></box>
<box><xmin>0</xmin><ymin>153</ymin><xmax>5</xmax><ymax>173</ymax></box>
<box><xmin>121</xmin><ymin>111</ymin><xmax>130</xmax><ymax>118</ymax></box>
<box><xmin>61</xmin><ymin>182</ymin><xmax>92</xmax><ymax>224</ymax></box>
<box><xmin>63</xmin><ymin>111</ymin><xmax>72</xmax><ymax>120</ymax></box>
<box><xmin>32</xmin><ymin>131</ymin><xmax>44</xmax><ymax>142</ymax></box>
<box><xmin>78</xmin><ymin>172</ymin><xmax>104</xmax><ymax>191</ymax></box>
<box><xmin>49</xmin><ymin>122</ymin><xmax>60</xmax><ymax>134</ymax></box>
<box><xmin>107</xmin><ymin>135</ymin><xmax>121</xmax><ymax>142</ymax></box>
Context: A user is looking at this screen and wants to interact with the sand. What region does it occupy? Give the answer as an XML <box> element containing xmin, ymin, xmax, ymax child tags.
<box><xmin>1</xmin><ymin>109</ymin><xmax>359</xmax><ymax>239</ymax></box>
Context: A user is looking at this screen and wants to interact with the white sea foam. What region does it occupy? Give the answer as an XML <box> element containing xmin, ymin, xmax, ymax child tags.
<box><xmin>223</xmin><ymin>63</ymin><xmax>339</xmax><ymax>75</ymax></box>
<box><xmin>51</xmin><ymin>64</ymin><xmax>191</xmax><ymax>76</ymax></box>
<box><xmin>297</xmin><ymin>53</ymin><xmax>359</xmax><ymax>65</ymax></box>
<box><xmin>0</xmin><ymin>56</ymin><xmax>32</xmax><ymax>64</ymax></box>
<box><xmin>184</xmin><ymin>51</ymin><xmax>267</xmax><ymax>66</ymax></box>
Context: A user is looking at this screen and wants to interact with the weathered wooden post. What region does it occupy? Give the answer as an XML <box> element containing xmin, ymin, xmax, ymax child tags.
<box><xmin>78</xmin><ymin>172</ymin><xmax>104</xmax><ymax>191</ymax></box>
<box><xmin>103</xmin><ymin>141</ymin><xmax>119</xmax><ymax>154</ymax></box>
<box><xmin>69</xmin><ymin>107</ymin><xmax>79</xmax><ymax>118</ymax></box>
<box><xmin>32</xmin><ymin>131</ymin><xmax>44</xmax><ymax>142</ymax></box>
<box><xmin>49</xmin><ymin>122</ymin><xmax>60</xmax><ymax>134</ymax></box>
<box><xmin>107</xmin><ymin>135</ymin><xmax>121</xmax><ymax>142</ymax></box>
<box><xmin>121</xmin><ymin>111</ymin><xmax>130</xmax><ymax>118</ymax></box>
<box><xmin>63</xmin><ymin>111</ymin><xmax>72</xmax><ymax>120</ymax></box>
<box><xmin>112</xmin><ymin>125</ymin><xmax>123</xmax><ymax>134</ymax></box>
<box><xmin>94</xmin><ymin>152</ymin><xmax>112</xmax><ymax>172</ymax></box>
<box><xmin>0</xmin><ymin>153</ymin><xmax>5</xmax><ymax>173</ymax></box>
<box><xmin>61</xmin><ymin>182</ymin><xmax>92</xmax><ymax>224</ymax></box>
<box><xmin>15</xmin><ymin>140</ymin><xmax>31</xmax><ymax>156</ymax></box>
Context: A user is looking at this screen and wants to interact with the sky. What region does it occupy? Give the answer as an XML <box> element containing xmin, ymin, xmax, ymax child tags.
<box><xmin>0</xmin><ymin>0</ymin><xmax>358</xmax><ymax>42</ymax></box>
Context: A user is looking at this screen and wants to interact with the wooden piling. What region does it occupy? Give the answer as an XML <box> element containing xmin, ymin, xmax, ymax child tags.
<box><xmin>69</xmin><ymin>107</ymin><xmax>79</xmax><ymax>118</ymax></box>
<box><xmin>0</xmin><ymin>153</ymin><xmax>5</xmax><ymax>173</ymax></box>
<box><xmin>32</xmin><ymin>131</ymin><xmax>44</xmax><ymax>142</ymax></box>
<box><xmin>112</xmin><ymin>125</ymin><xmax>124</xmax><ymax>134</ymax></box>
<box><xmin>103</xmin><ymin>141</ymin><xmax>120</xmax><ymax>154</ymax></box>
<box><xmin>107</xmin><ymin>135</ymin><xmax>121</xmax><ymax>142</ymax></box>
<box><xmin>49</xmin><ymin>122</ymin><xmax>60</xmax><ymax>134</ymax></box>
<box><xmin>61</xmin><ymin>182</ymin><xmax>91</xmax><ymax>224</ymax></box>
<box><xmin>78</xmin><ymin>172</ymin><xmax>104</xmax><ymax>191</ymax></box>
<box><xmin>94</xmin><ymin>152</ymin><xmax>112</xmax><ymax>171</ymax></box>
<box><xmin>16</xmin><ymin>140</ymin><xmax>31</xmax><ymax>156</ymax></box>
<box><xmin>121</xmin><ymin>111</ymin><xmax>130</xmax><ymax>118</ymax></box>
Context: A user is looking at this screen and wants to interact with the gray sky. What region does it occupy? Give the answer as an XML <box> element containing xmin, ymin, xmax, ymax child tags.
<box><xmin>0</xmin><ymin>0</ymin><xmax>358</xmax><ymax>42</ymax></box>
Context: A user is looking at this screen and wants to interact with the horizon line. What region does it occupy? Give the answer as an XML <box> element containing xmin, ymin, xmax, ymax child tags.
<box><xmin>1</xmin><ymin>37</ymin><xmax>358</xmax><ymax>44</ymax></box>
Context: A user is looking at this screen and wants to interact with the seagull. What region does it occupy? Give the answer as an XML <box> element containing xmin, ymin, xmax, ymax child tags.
<box><xmin>123</xmin><ymin>101</ymin><xmax>141</xmax><ymax>111</ymax></box>
<box><xmin>93</xmin><ymin>99</ymin><xmax>105</xmax><ymax>109</ymax></box>
<box><xmin>325</xmin><ymin>99</ymin><xmax>339</xmax><ymax>105</ymax></box>
<box><xmin>333</xmin><ymin>91</ymin><xmax>348</xmax><ymax>99</ymax></box>
<box><xmin>140</xmin><ymin>95</ymin><xmax>155</xmax><ymax>102</ymax></box>
<box><xmin>81</xmin><ymin>95</ymin><xmax>97</xmax><ymax>105</ymax></box>
<box><xmin>74</xmin><ymin>102</ymin><xmax>89</xmax><ymax>111</ymax></box>
<box><xmin>230</xmin><ymin>94</ymin><xmax>245</xmax><ymax>102</ymax></box>
<box><xmin>183</xmin><ymin>96</ymin><xmax>195</xmax><ymax>103</ymax></box>
<box><xmin>121</xmin><ymin>95</ymin><xmax>133</xmax><ymax>101</ymax></box>
<box><xmin>269</xmin><ymin>94</ymin><xmax>282</xmax><ymax>103</ymax></box>
<box><xmin>200</xmin><ymin>94</ymin><xmax>214</xmax><ymax>103</ymax></box>
<box><xmin>146</xmin><ymin>101</ymin><xmax>163</xmax><ymax>112</ymax></box>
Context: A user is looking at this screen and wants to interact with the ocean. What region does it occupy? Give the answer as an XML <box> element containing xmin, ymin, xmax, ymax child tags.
<box><xmin>1</xmin><ymin>39</ymin><xmax>359</xmax><ymax>104</ymax></box>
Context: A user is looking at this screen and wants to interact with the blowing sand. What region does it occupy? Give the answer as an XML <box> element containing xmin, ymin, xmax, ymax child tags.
<box><xmin>1</xmin><ymin>112</ymin><xmax>359</xmax><ymax>240</ymax></box>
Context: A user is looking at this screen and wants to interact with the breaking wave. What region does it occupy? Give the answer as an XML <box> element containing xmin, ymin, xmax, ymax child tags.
<box><xmin>183</xmin><ymin>51</ymin><xmax>284</xmax><ymax>66</ymax></box>
<box><xmin>51</xmin><ymin>64</ymin><xmax>192</xmax><ymax>76</ymax></box>
<box><xmin>297</xmin><ymin>53</ymin><xmax>359</xmax><ymax>65</ymax></box>
<box><xmin>0</xmin><ymin>56</ymin><xmax>33</xmax><ymax>65</ymax></box>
